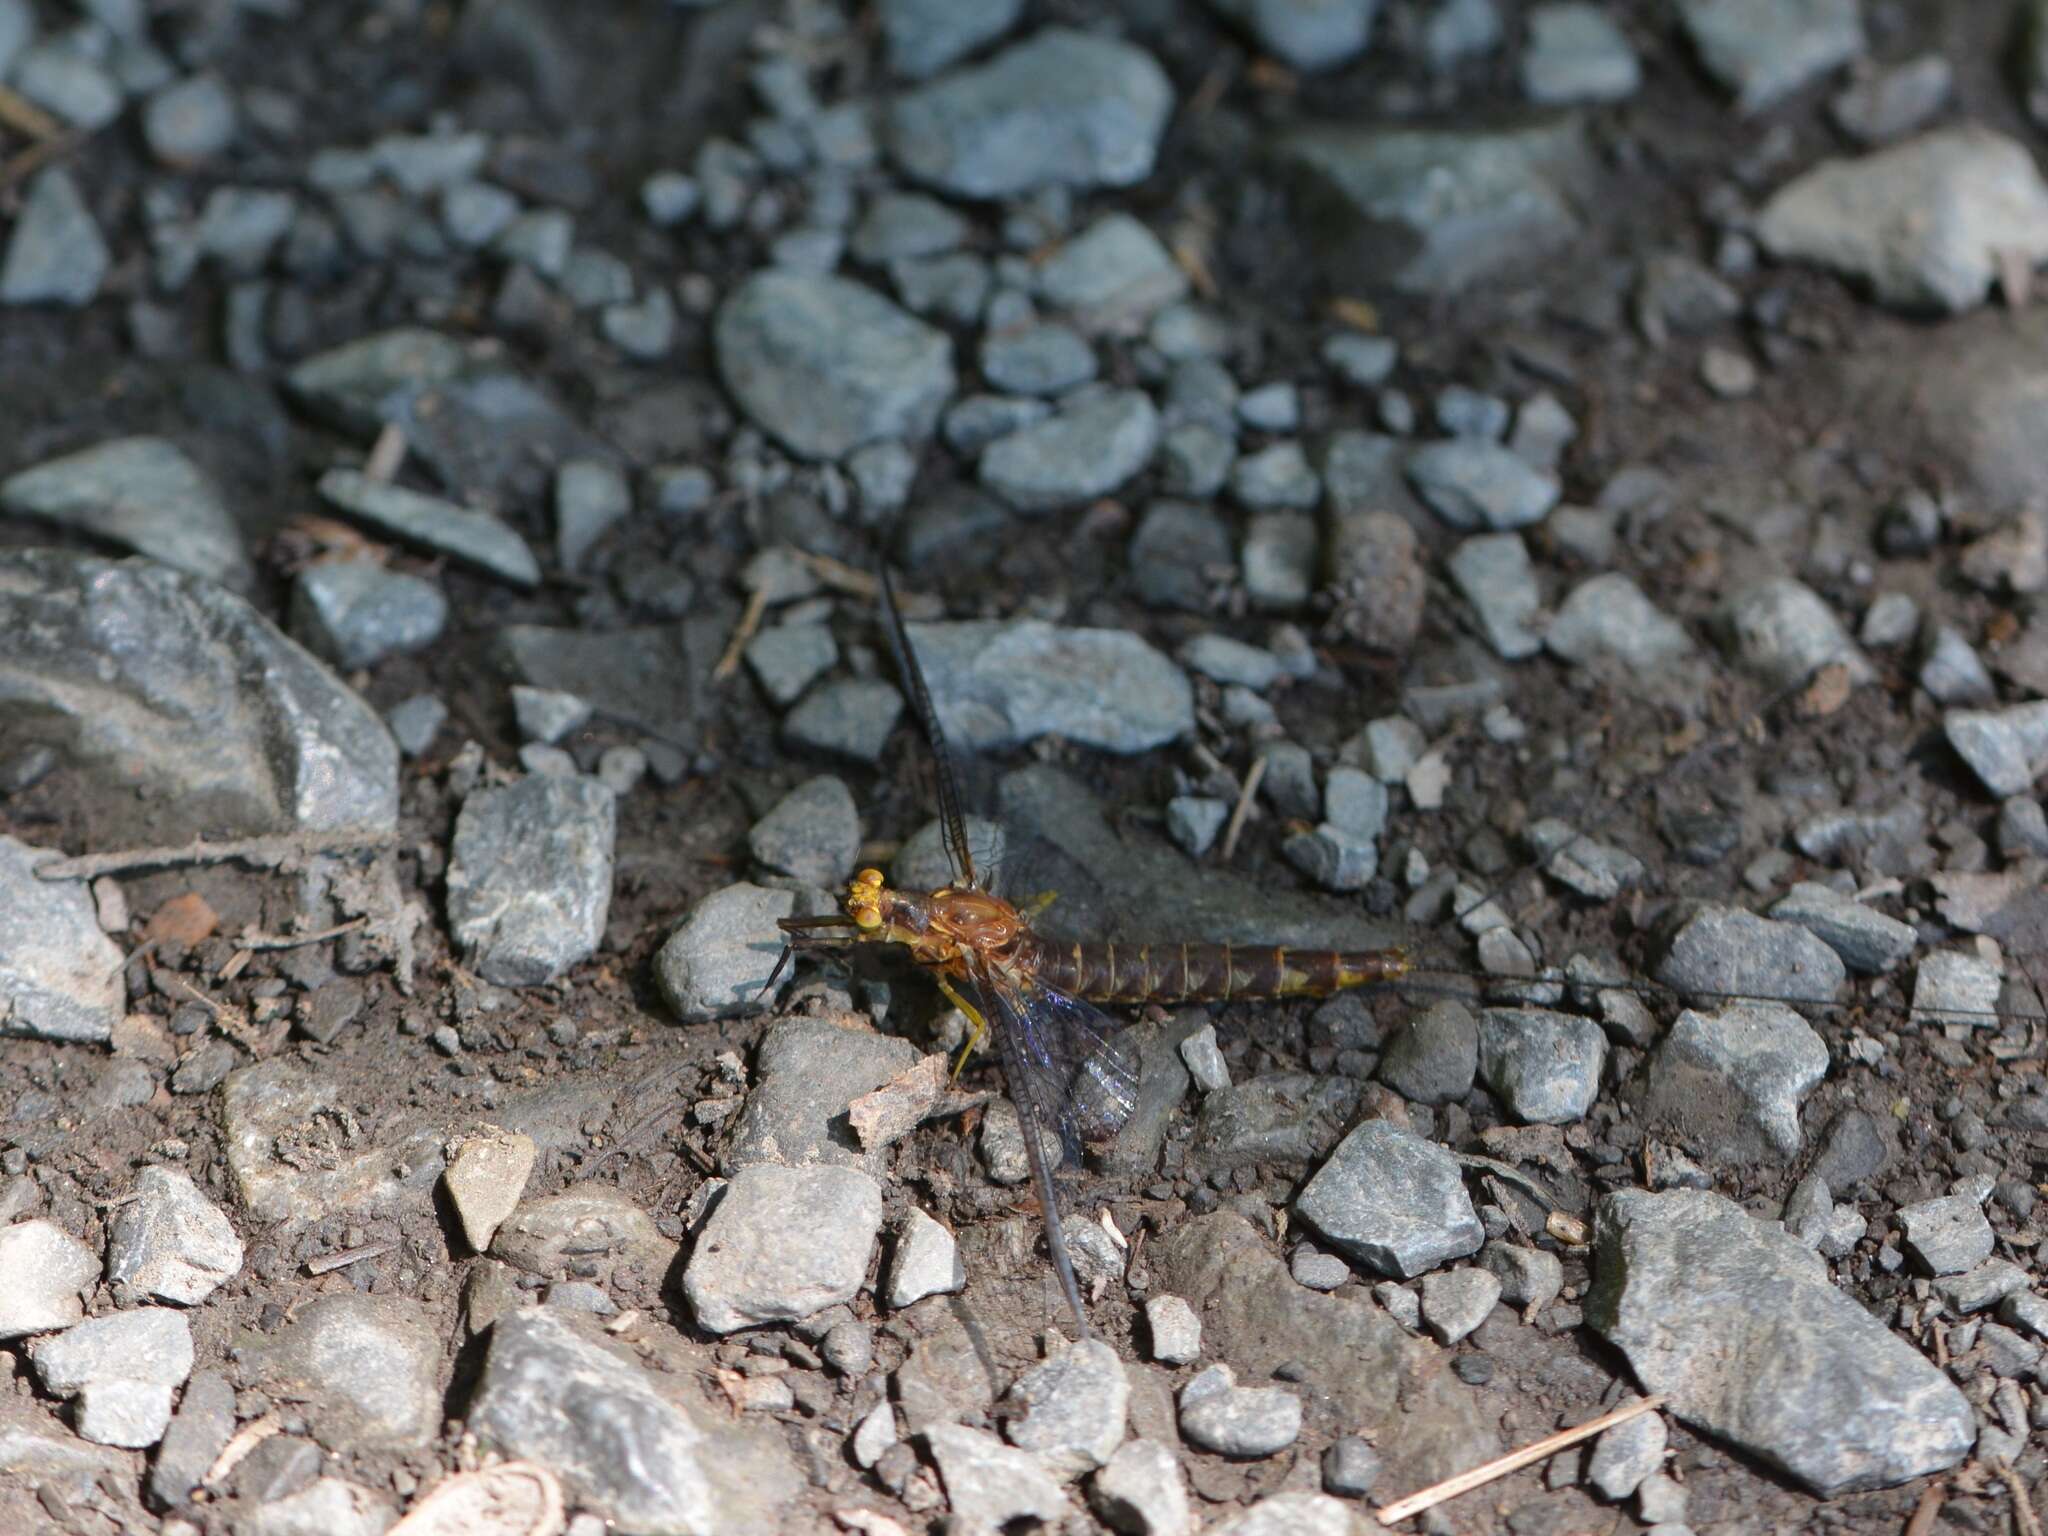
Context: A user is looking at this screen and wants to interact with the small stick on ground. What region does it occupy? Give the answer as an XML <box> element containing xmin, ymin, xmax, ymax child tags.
<box><xmin>793</xmin><ymin>548</ymin><xmax>881</xmax><ymax>598</ymax></box>
<box><xmin>1218</xmin><ymin>753</ymin><xmax>1268</xmax><ymax>863</ymax></box>
<box><xmin>0</xmin><ymin>83</ymin><xmax>65</xmax><ymax>141</ymax></box>
<box><xmin>204</xmin><ymin>1413</ymin><xmax>281</xmax><ymax>1488</ymax></box>
<box><xmin>0</xmin><ymin>129</ymin><xmax>81</xmax><ymax>193</ymax></box>
<box><xmin>236</xmin><ymin>917</ymin><xmax>368</xmax><ymax>950</ymax></box>
<box><xmin>1994</xmin><ymin>1461</ymin><xmax>2043</xmax><ymax>1536</ymax></box>
<box><xmin>34</xmin><ymin>827</ymin><xmax>397</xmax><ymax>882</ymax></box>
<box><xmin>1903</xmin><ymin>1479</ymin><xmax>1945</xmax><ymax>1536</ymax></box>
<box><xmin>711</xmin><ymin>585</ymin><xmax>769</xmax><ymax>682</ymax></box>
<box><xmin>363</xmin><ymin>422</ymin><xmax>409</xmax><ymax>482</ymax></box>
<box><xmin>1375</xmin><ymin>1395</ymin><xmax>1667</xmax><ymax>1525</ymax></box>
<box><xmin>305</xmin><ymin>1239</ymin><xmax>397</xmax><ymax>1275</ymax></box>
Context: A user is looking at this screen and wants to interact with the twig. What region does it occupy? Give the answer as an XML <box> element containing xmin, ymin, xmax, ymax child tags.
<box><xmin>1904</xmin><ymin>1480</ymin><xmax>1945</xmax><ymax>1536</ymax></box>
<box><xmin>364</xmin><ymin>422</ymin><xmax>408</xmax><ymax>483</ymax></box>
<box><xmin>0</xmin><ymin>83</ymin><xmax>64</xmax><ymax>141</ymax></box>
<box><xmin>0</xmin><ymin>129</ymin><xmax>80</xmax><ymax>193</ymax></box>
<box><xmin>33</xmin><ymin>827</ymin><xmax>396</xmax><ymax>882</ymax></box>
<box><xmin>1375</xmin><ymin>1396</ymin><xmax>1667</xmax><ymax>1525</ymax></box>
<box><xmin>793</xmin><ymin>548</ymin><xmax>881</xmax><ymax>598</ymax></box>
<box><xmin>204</xmin><ymin>1412</ymin><xmax>280</xmax><ymax>1488</ymax></box>
<box><xmin>236</xmin><ymin>918</ymin><xmax>368</xmax><ymax>951</ymax></box>
<box><xmin>1218</xmin><ymin>753</ymin><xmax>1268</xmax><ymax>862</ymax></box>
<box><xmin>305</xmin><ymin>1239</ymin><xmax>397</xmax><ymax>1275</ymax></box>
<box><xmin>1994</xmin><ymin>1461</ymin><xmax>2043</xmax><ymax>1536</ymax></box>
<box><xmin>711</xmin><ymin>586</ymin><xmax>769</xmax><ymax>682</ymax></box>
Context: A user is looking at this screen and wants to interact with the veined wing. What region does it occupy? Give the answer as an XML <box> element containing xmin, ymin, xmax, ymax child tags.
<box><xmin>879</xmin><ymin>568</ymin><xmax>982</xmax><ymax>891</ymax></box>
<box><xmin>966</xmin><ymin>964</ymin><xmax>1141</xmax><ymax>1165</ymax></box>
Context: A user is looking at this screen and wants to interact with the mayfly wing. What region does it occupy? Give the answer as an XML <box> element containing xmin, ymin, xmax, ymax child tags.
<box><xmin>879</xmin><ymin>568</ymin><xmax>981</xmax><ymax>891</ymax></box>
<box><xmin>971</xmin><ymin>968</ymin><xmax>1141</xmax><ymax>1165</ymax></box>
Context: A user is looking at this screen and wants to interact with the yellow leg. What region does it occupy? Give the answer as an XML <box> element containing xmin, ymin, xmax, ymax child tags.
<box><xmin>934</xmin><ymin>974</ymin><xmax>989</xmax><ymax>1082</ymax></box>
<box><xmin>1019</xmin><ymin>889</ymin><xmax>1059</xmax><ymax>921</ymax></box>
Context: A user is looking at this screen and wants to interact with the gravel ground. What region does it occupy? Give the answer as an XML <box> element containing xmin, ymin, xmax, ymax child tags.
<box><xmin>3</xmin><ymin>1</ymin><xmax>2048</xmax><ymax>1534</ymax></box>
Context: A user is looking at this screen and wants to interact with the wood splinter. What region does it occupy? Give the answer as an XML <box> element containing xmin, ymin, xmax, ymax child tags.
<box><xmin>1374</xmin><ymin>1394</ymin><xmax>1668</xmax><ymax>1525</ymax></box>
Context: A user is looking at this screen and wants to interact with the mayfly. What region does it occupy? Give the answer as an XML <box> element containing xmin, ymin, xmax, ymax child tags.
<box><xmin>772</xmin><ymin>573</ymin><xmax>1413</xmax><ymax>1339</ymax></box>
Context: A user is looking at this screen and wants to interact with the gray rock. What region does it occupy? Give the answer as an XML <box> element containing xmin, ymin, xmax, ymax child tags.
<box><xmin>1918</xmin><ymin>624</ymin><xmax>1995</xmax><ymax>705</ymax></box>
<box><xmin>1653</xmin><ymin>906</ymin><xmax>1846</xmax><ymax>1006</ymax></box>
<box><xmin>782</xmin><ymin>678</ymin><xmax>905</xmax><ymax>763</ymax></box>
<box><xmin>290</xmin><ymin>560</ymin><xmax>447</xmax><ymax>670</ymax></box>
<box><xmin>1207</xmin><ymin>1493</ymin><xmax>1361</xmax><ymax>1536</ymax></box>
<box><xmin>1999</xmin><ymin>1289</ymin><xmax>2048</xmax><ymax>1339</ymax></box>
<box><xmin>1406</xmin><ymin>441</ymin><xmax>1561</xmax><ymax>531</ymax></box>
<box><xmin>1</xmin><ymin>436</ymin><xmax>250</xmax><ymax>591</ymax></box>
<box><xmin>105</xmin><ymin>1166</ymin><xmax>242</xmax><ymax>1306</ymax></box>
<box><xmin>1933</xmin><ymin>1258</ymin><xmax>2028</xmax><ymax>1314</ymax></box>
<box><xmin>0</xmin><ymin>0</ymin><xmax>25</xmax><ymax>80</ymax></box>
<box><xmin>555</xmin><ymin>458</ymin><xmax>632</xmax><ymax>574</ymax></box>
<box><xmin>1090</xmin><ymin>1439</ymin><xmax>1190</xmax><ymax>1536</ymax></box>
<box><xmin>220</xmin><ymin>1057</ymin><xmax>444</xmax><ymax>1226</ymax></box>
<box><xmin>3</xmin><ymin>563</ymin><xmax>391</xmax><ymax>847</ymax></box>
<box><xmin>1434</xmin><ymin>384</ymin><xmax>1510</xmax><ymax>441</ymax></box>
<box><xmin>725</xmin><ymin>1017</ymin><xmax>922</xmax><ymax>1173</ymax></box>
<box><xmin>243</xmin><ymin>1478</ymin><xmax>394</xmax><ymax>1536</ymax></box>
<box><xmin>1677</xmin><ymin>0</ymin><xmax>1863</xmax><ymax>114</ymax></box>
<box><xmin>0</xmin><ymin>1220</ymin><xmax>99</xmax><ymax>1340</ymax></box>
<box><xmin>1158</xmin><ymin>424</ymin><xmax>1236</xmax><ymax>499</ymax></box>
<box><xmin>289</xmin><ymin>329</ymin><xmax>608</xmax><ymax>503</ymax></box>
<box><xmin>1206</xmin><ymin>0</ymin><xmax>1377</xmax><ymax>71</ymax></box>
<box><xmin>850</xmin><ymin>190</ymin><xmax>970</xmax><ymax>263</ymax></box>
<box><xmin>1587</xmin><ymin>1405</ymin><xmax>1667</xmax><ymax>1500</ymax></box>
<box><xmin>1477</xmin><ymin>1009</ymin><xmax>1606</xmax><ymax>1124</ymax></box>
<box><xmin>684</xmin><ymin>1163</ymin><xmax>882</xmax><ymax>1332</ymax></box>
<box><xmin>495</xmin><ymin>207</ymin><xmax>573</xmax><ymax>273</ymax></box>
<box><xmin>1831</xmin><ymin>54</ymin><xmax>1951</xmax><ymax>146</ymax></box>
<box><xmin>1757</xmin><ymin>127</ymin><xmax>2048</xmax><ymax>315</ymax></box>
<box><xmin>890</xmin><ymin>250</ymin><xmax>991</xmax><ymax>322</ymax></box>
<box><xmin>490</xmin><ymin>1189</ymin><xmax>677</xmax><ymax>1284</ymax></box>
<box><xmin>640</xmin><ymin>170</ymin><xmax>701</xmax><ymax>226</ymax></box>
<box><xmin>901</xmin><ymin>616</ymin><xmax>1190</xmax><ymax>754</ymax></box>
<box><xmin>142</xmin><ymin>74</ymin><xmax>236</xmax><ymax>165</ymax></box>
<box><xmin>1480</xmin><ymin>1243</ymin><xmax>1564</xmax><ymax>1315</ymax></box>
<box><xmin>1586</xmin><ymin>1188</ymin><xmax>1973</xmax><ymax>1495</ymax></box>
<box><xmin>1448</xmin><ymin>532</ymin><xmax>1542</xmax><ymax>659</ymax></box>
<box><xmin>1282</xmin><ymin>823</ymin><xmax>1378</xmax><ymax>892</ymax></box>
<box><xmin>447</xmin><ymin>775</ymin><xmax>615</xmax><ymax>987</ymax></box>
<box><xmin>1522</xmin><ymin>2</ymin><xmax>1641</xmax><ymax>103</ymax></box>
<box><xmin>245</xmin><ymin>1294</ymin><xmax>440</xmax><ymax>1452</ymax></box>
<box><xmin>150</xmin><ymin>1369</ymin><xmax>234</xmax><ymax>1508</ymax></box>
<box><xmin>1166</xmin><ymin>796</ymin><xmax>1228</xmax><ymax>859</ymax></box>
<box><xmin>511</xmin><ymin>684</ymin><xmax>590</xmax><ymax>745</ymax></box>
<box><xmin>981</xmin><ymin>388</ymin><xmax>1160</xmax><ymax>512</ymax></box>
<box><xmin>655</xmin><ymin>882</ymin><xmax>797</xmax><ymax>1023</ymax></box>
<box><xmin>887</xmin><ymin>1207</ymin><xmax>965</xmax><ymax>1308</ymax></box>
<box><xmin>1180</xmin><ymin>635</ymin><xmax>1284</xmax><ymax>691</ymax></box>
<box><xmin>30</xmin><ymin>1309</ymin><xmax>194</xmax><ymax>1448</ymax></box>
<box><xmin>1767</xmin><ymin>882</ymin><xmax>1916</xmax><ymax>974</ymax></box>
<box><xmin>1233</xmin><ymin>443</ymin><xmax>1321</xmax><ymax>514</ymax></box>
<box><xmin>1145</xmin><ymin>1294</ymin><xmax>1202</xmax><ymax>1364</ymax></box>
<box><xmin>470</xmin><ymin>1307</ymin><xmax>790</xmax><ymax>1535</ymax></box>
<box><xmin>1178</xmin><ymin>1364</ymin><xmax>1302</xmax><ymax>1457</ymax></box>
<box><xmin>316</xmin><ymin>467</ymin><xmax>540</xmax><ymax>588</ymax></box>
<box><xmin>748</xmin><ymin>776</ymin><xmax>861</xmax><ymax>888</ymax></box>
<box><xmin>1242</xmin><ymin>509</ymin><xmax>1317</xmax><ymax>610</ymax></box>
<box><xmin>981</xmin><ymin>323</ymin><xmax>1097</xmax><ymax>396</ymax></box>
<box><xmin>1323</xmin><ymin>333</ymin><xmax>1399</xmax><ymax>388</ymax></box>
<box><xmin>1546</xmin><ymin>573</ymin><xmax>1695</xmax><ymax>670</ymax></box>
<box><xmin>1419</xmin><ymin>1267</ymin><xmax>1501</xmax><ymax>1345</ymax></box>
<box><xmin>1296</xmin><ymin>1119</ymin><xmax>1484</xmax><ymax>1278</ymax></box>
<box><xmin>0</xmin><ymin>167</ymin><xmax>109</xmax><ymax>307</ymax></box>
<box><xmin>1239</xmin><ymin>381</ymin><xmax>1301</xmax><ymax>433</ymax></box>
<box><xmin>1131</xmin><ymin>499</ymin><xmax>1233</xmax><ymax>610</ymax></box>
<box><xmin>1273</xmin><ymin>118</ymin><xmax>1590</xmax><ymax>295</ymax></box>
<box><xmin>1527</xmin><ymin>818</ymin><xmax>1644</xmax><ymax>901</ymax></box>
<box><xmin>1946</xmin><ymin>701</ymin><xmax>2048</xmax><ymax>797</ymax></box>
<box><xmin>944</xmin><ymin>393</ymin><xmax>1053</xmax><ymax>453</ymax></box>
<box><xmin>714</xmin><ymin>271</ymin><xmax>953</xmax><ymax>461</ymax></box>
<box><xmin>13</xmin><ymin>43</ymin><xmax>122</xmax><ymax>130</ymax></box>
<box><xmin>1643</xmin><ymin>1002</ymin><xmax>1829</xmax><ymax>1160</ymax></box>
<box><xmin>0</xmin><ymin>836</ymin><xmax>124</xmax><ymax>1045</ymax></box>
<box><xmin>444</xmin><ymin>1131</ymin><xmax>538</xmax><ymax>1254</ymax></box>
<box><xmin>1188</xmin><ymin>1074</ymin><xmax>1363</xmax><ymax>1175</ymax></box>
<box><xmin>1896</xmin><ymin>1193</ymin><xmax>1993</xmax><ymax>1277</ymax></box>
<box><xmin>441</xmin><ymin>180</ymin><xmax>521</xmax><ymax>248</ymax></box>
<box><xmin>878</xmin><ymin>0</ymin><xmax>1024</xmax><ymax>79</ymax></box>
<box><xmin>745</xmin><ymin>624</ymin><xmax>838</xmax><ymax>709</ymax></box>
<box><xmin>1005</xmin><ymin>1338</ymin><xmax>1127</xmax><ymax>1479</ymax></box>
<box><xmin>1911</xmin><ymin>950</ymin><xmax>2002</xmax><ymax>1028</ymax></box>
<box><xmin>926</xmin><ymin>1422</ymin><xmax>1073</xmax><ymax>1528</ymax></box>
<box><xmin>887</xmin><ymin>28</ymin><xmax>1173</xmax><ymax>199</ymax></box>
<box><xmin>1378</xmin><ymin>1000</ymin><xmax>1478</xmax><ymax>1106</ymax></box>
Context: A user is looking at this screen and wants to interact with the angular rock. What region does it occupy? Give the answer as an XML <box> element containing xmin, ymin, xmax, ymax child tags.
<box><xmin>489</xmin><ymin>1189</ymin><xmax>678</xmax><ymax>1284</ymax></box>
<box><xmin>980</xmin><ymin>388</ymin><xmax>1160</xmax><ymax>513</ymax></box>
<box><xmin>1206</xmin><ymin>0</ymin><xmax>1378</xmax><ymax>71</ymax></box>
<box><xmin>30</xmin><ymin>1308</ymin><xmax>193</xmax><ymax>1448</ymax></box>
<box><xmin>1757</xmin><ymin>126</ymin><xmax>2048</xmax><ymax>315</ymax></box>
<box><xmin>1896</xmin><ymin>1193</ymin><xmax>1994</xmax><ymax>1277</ymax></box>
<box><xmin>1677</xmin><ymin>0</ymin><xmax>1863</xmax><ymax>114</ymax></box>
<box><xmin>1145</xmin><ymin>1295</ymin><xmax>1202</xmax><ymax>1365</ymax></box>
<box><xmin>1378</xmin><ymin>1000</ymin><xmax>1478</xmax><ymax>1106</ymax></box>
<box><xmin>728</xmin><ymin>1013</ymin><xmax>923</xmax><ymax>1172</ymax></box>
<box><xmin>1546</xmin><ymin>573</ymin><xmax>1694</xmax><ymax>671</ymax></box>
<box><xmin>1004</xmin><ymin>1338</ymin><xmax>1127</xmax><ymax>1479</ymax></box>
<box><xmin>747</xmin><ymin>776</ymin><xmax>861</xmax><ymax>888</ymax></box>
<box><xmin>1945</xmin><ymin>701</ymin><xmax>2048</xmax><ymax>798</ymax></box>
<box><xmin>105</xmin><ymin>1166</ymin><xmax>242</xmax><ymax>1306</ymax></box>
<box><xmin>1522</xmin><ymin>2</ymin><xmax>1641</xmax><ymax>104</ymax></box>
<box><xmin>887</xmin><ymin>1207</ymin><xmax>966</xmax><ymax>1308</ymax></box>
<box><xmin>682</xmin><ymin>1163</ymin><xmax>883</xmax><ymax>1333</ymax></box>
<box><xmin>243</xmin><ymin>1478</ymin><xmax>395</xmax><ymax>1536</ymax></box>
<box><xmin>0</xmin><ymin>167</ymin><xmax>108</xmax><ymax>307</ymax></box>
<box><xmin>244</xmin><ymin>1294</ymin><xmax>441</xmax><ymax>1453</ymax></box>
<box><xmin>1406</xmin><ymin>440</ymin><xmax>1561</xmax><ymax>531</ymax></box>
<box><xmin>1586</xmin><ymin>1188</ymin><xmax>1973</xmax><ymax>1494</ymax></box>
<box><xmin>221</xmin><ymin>1059</ymin><xmax>444</xmax><ymax>1226</ymax></box>
<box><xmin>1448</xmin><ymin>532</ymin><xmax>1542</xmax><ymax>659</ymax></box>
<box><xmin>1274</xmin><ymin>118</ymin><xmax>1591</xmax><ymax>295</ymax></box>
<box><xmin>0</xmin><ymin>835</ymin><xmax>125</xmax><ymax>1045</ymax></box>
<box><xmin>1911</xmin><ymin>950</ymin><xmax>2003</xmax><ymax>1028</ymax></box>
<box><xmin>1419</xmin><ymin>1267</ymin><xmax>1501</xmax><ymax>1345</ymax></box>
<box><xmin>1296</xmin><ymin>1119</ymin><xmax>1484</xmax><ymax>1278</ymax></box>
<box><xmin>1188</xmin><ymin>1074</ymin><xmax>1363</xmax><ymax>1175</ymax></box>
<box><xmin>901</xmin><ymin>616</ymin><xmax>1192</xmax><ymax>754</ymax></box>
<box><xmin>0</xmin><ymin>1220</ymin><xmax>99</xmax><ymax>1340</ymax></box>
<box><xmin>1653</xmin><ymin>906</ymin><xmax>1846</xmax><ymax>1006</ymax></box>
<box><xmin>1588</xmin><ymin>1404</ymin><xmax>1667</xmax><ymax>1500</ymax></box>
<box><xmin>877</xmin><ymin>0</ymin><xmax>1024</xmax><ymax>80</ymax></box>
<box><xmin>1178</xmin><ymin>1364</ymin><xmax>1302</xmax><ymax>1458</ymax></box>
<box><xmin>0</xmin><ymin>436</ymin><xmax>250</xmax><ymax>590</ymax></box>
<box><xmin>888</xmin><ymin>28</ymin><xmax>1173</xmax><ymax>198</ymax></box>
<box><xmin>1767</xmin><ymin>882</ymin><xmax>1916</xmax><ymax>974</ymax></box>
<box><xmin>655</xmin><ymin>883</ymin><xmax>797</xmax><ymax>1022</ymax></box>
<box><xmin>926</xmin><ymin>1421</ymin><xmax>1073</xmax><ymax>1528</ymax></box>
<box><xmin>290</xmin><ymin>559</ymin><xmax>447</xmax><ymax>671</ymax></box>
<box><xmin>1477</xmin><ymin>1009</ymin><xmax>1606</xmax><ymax>1124</ymax></box>
<box><xmin>149</xmin><ymin>1368</ymin><xmax>234</xmax><ymax>1508</ymax></box>
<box><xmin>317</xmin><ymin>468</ymin><xmax>540</xmax><ymax>589</ymax></box>
<box><xmin>1089</xmin><ymin>1438</ymin><xmax>1190</xmax><ymax>1536</ymax></box>
<box><xmin>0</xmin><ymin>551</ymin><xmax>397</xmax><ymax>845</ymax></box>
<box><xmin>1643</xmin><ymin>1002</ymin><xmax>1829</xmax><ymax>1160</ymax></box>
<box><xmin>714</xmin><ymin>271</ymin><xmax>954</xmax><ymax>460</ymax></box>
<box><xmin>1036</xmin><ymin>212</ymin><xmax>1189</xmax><ymax>332</ymax></box>
<box><xmin>447</xmin><ymin>774</ymin><xmax>616</xmax><ymax>987</ymax></box>
<box><xmin>444</xmin><ymin>1131</ymin><xmax>538</xmax><ymax>1254</ymax></box>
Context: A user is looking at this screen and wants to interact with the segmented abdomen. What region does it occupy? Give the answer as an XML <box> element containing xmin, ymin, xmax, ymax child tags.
<box><xmin>1022</xmin><ymin>936</ymin><xmax>1410</xmax><ymax>1004</ymax></box>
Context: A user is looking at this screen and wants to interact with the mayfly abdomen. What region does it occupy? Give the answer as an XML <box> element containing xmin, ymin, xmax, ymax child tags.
<box><xmin>1026</xmin><ymin>936</ymin><xmax>1411</xmax><ymax>1004</ymax></box>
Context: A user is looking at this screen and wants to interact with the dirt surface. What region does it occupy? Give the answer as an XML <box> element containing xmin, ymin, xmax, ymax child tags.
<box><xmin>4</xmin><ymin>1</ymin><xmax>2048</xmax><ymax>1534</ymax></box>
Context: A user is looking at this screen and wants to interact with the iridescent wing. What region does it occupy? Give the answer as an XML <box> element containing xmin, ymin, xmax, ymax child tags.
<box><xmin>879</xmin><ymin>568</ymin><xmax>982</xmax><ymax>891</ymax></box>
<box><xmin>964</xmin><ymin>964</ymin><xmax>1141</xmax><ymax>1167</ymax></box>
